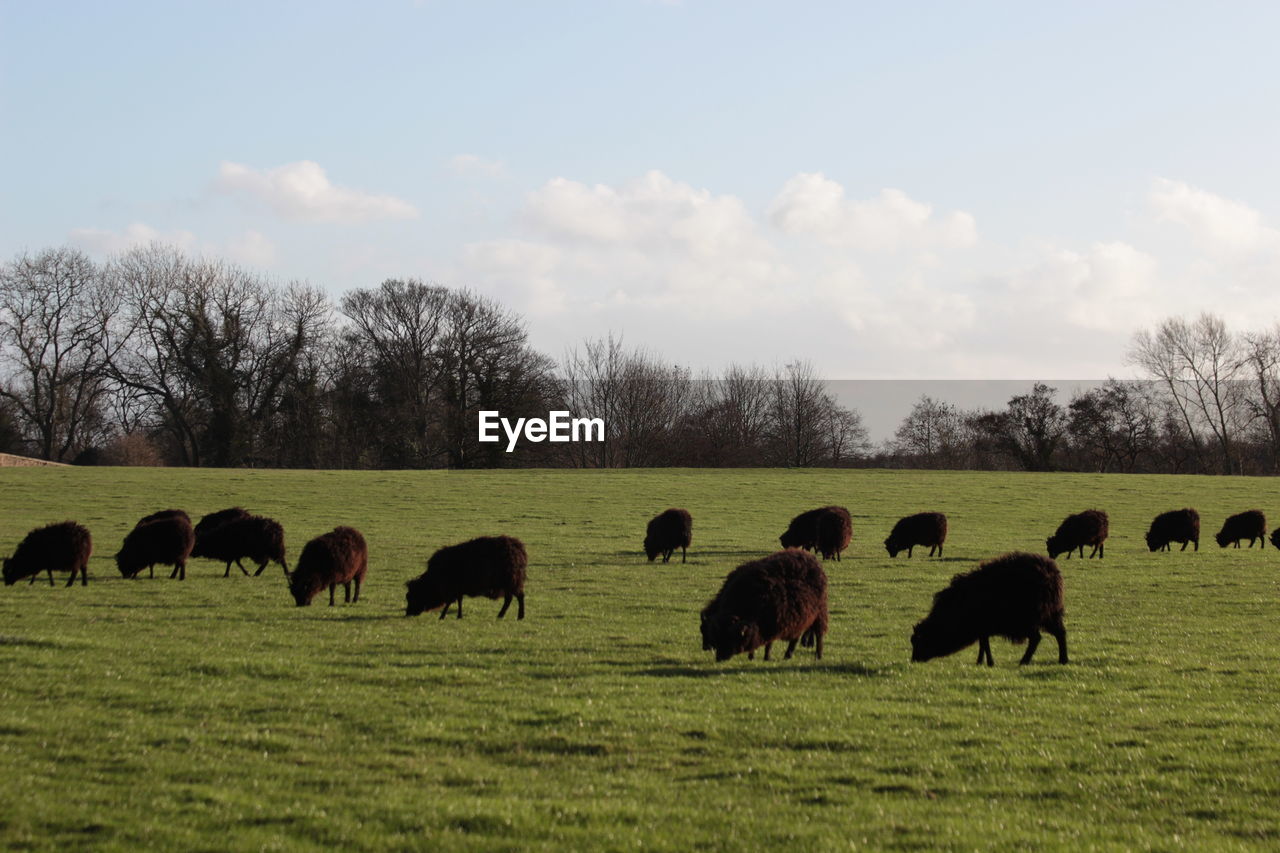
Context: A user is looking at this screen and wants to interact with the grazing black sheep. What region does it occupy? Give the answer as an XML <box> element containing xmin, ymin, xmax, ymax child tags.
<box><xmin>780</xmin><ymin>506</ymin><xmax>851</xmax><ymax>561</ymax></box>
<box><xmin>884</xmin><ymin>512</ymin><xmax>948</xmax><ymax>558</ymax></box>
<box><xmin>911</xmin><ymin>551</ymin><xmax>1067</xmax><ymax>666</ymax></box>
<box><xmin>194</xmin><ymin>507</ymin><xmax>251</xmax><ymax>538</ymax></box>
<box><xmin>116</xmin><ymin>515</ymin><xmax>195</xmax><ymax>580</ymax></box>
<box><xmin>2</xmin><ymin>521</ymin><xmax>92</xmax><ymax>587</ymax></box>
<box><xmin>700</xmin><ymin>548</ymin><xmax>828</xmax><ymax>662</ymax></box>
<box><xmin>644</xmin><ymin>508</ymin><xmax>692</xmax><ymax>563</ymax></box>
<box><xmin>406</xmin><ymin>535</ymin><xmax>527</xmax><ymax>619</ymax></box>
<box><xmin>1215</xmin><ymin>510</ymin><xmax>1266</xmax><ymax>548</ymax></box>
<box><xmin>289</xmin><ymin>526</ymin><xmax>367</xmax><ymax>606</ymax></box>
<box><xmin>1146</xmin><ymin>508</ymin><xmax>1200</xmax><ymax>552</ymax></box>
<box><xmin>1046</xmin><ymin>509</ymin><xmax>1108</xmax><ymax>560</ymax></box>
<box><xmin>815</xmin><ymin>507</ymin><xmax>852</xmax><ymax>561</ymax></box>
<box><xmin>192</xmin><ymin>514</ymin><xmax>288</xmax><ymax>577</ymax></box>
<box><xmin>136</xmin><ymin>509</ymin><xmax>190</xmax><ymax>528</ymax></box>
<box><xmin>779</xmin><ymin>507</ymin><xmax>825</xmax><ymax>551</ymax></box>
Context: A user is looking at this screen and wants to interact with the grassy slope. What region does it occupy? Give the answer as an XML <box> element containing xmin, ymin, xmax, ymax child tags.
<box><xmin>0</xmin><ymin>467</ymin><xmax>1278</xmax><ymax>851</ymax></box>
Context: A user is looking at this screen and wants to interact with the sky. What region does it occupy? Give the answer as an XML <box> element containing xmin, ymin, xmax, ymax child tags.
<box><xmin>4</xmin><ymin>0</ymin><xmax>1280</xmax><ymax>381</ymax></box>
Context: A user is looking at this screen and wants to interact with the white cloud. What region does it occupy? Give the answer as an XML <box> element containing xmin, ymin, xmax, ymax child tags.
<box><xmin>472</xmin><ymin>170</ymin><xmax>789</xmax><ymax>312</ymax></box>
<box><xmin>216</xmin><ymin>160</ymin><xmax>418</xmax><ymax>223</ymax></box>
<box><xmin>1002</xmin><ymin>241</ymin><xmax>1159</xmax><ymax>333</ymax></box>
<box><xmin>769</xmin><ymin>173</ymin><xmax>977</xmax><ymax>251</ymax></box>
<box><xmin>69</xmin><ymin>223</ymin><xmax>277</xmax><ymax>268</ymax></box>
<box><xmin>70</xmin><ymin>222</ymin><xmax>198</xmax><ymax>254</ymax></box>
<box><xmin>225</xmin><ymin>230</ymin><xmax>277</xmax><ymax>267</ymax></box>
<box><xmin>1150</xmin><ymin>177</ymin><xmax>1280</xmax><ymax>255</ymax></box>
<box><xmin>449</xmin><ymin>154</ymin><xmax>505</xmax><ymax>178</ymax></box>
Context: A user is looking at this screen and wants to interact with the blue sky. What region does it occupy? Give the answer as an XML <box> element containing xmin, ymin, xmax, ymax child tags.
<box><xmin>4</xmin><ymin>1</ymin><xmax>1280</xmax><ymax>378</ymax></box>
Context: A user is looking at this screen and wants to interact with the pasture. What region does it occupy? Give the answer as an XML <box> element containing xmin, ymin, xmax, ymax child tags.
<box><xmin>1</xmin><ymin>467</ymin><xmax>1278</xmax><ymax>850</ymax></box>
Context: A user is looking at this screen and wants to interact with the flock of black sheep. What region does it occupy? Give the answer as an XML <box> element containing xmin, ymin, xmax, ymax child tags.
<box><xmin>1</xmin><ymin>502</ymin><xmax>1270</xmax><ymax>667</ymax></box>
<box><xmin>0</xmin><ymin>508</ymin><xmax>526</xmax><ymax>619</ymax></box>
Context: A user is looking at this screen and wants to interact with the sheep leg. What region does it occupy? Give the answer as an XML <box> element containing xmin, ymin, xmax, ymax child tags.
<box><xmin>498</xmin><ymin>594</ymin><xmax>513</xmax><ymax>619</ymax></box>
<box><xmin>253</xmin><ymin>560</ymin><xmax>268</xmax><ymax>576</ymax></box>
<box><xmin>1180</xmin><ymin>541</ymin><xmax>1188</xmax><ymax>551</ymax></box>
<box><xmin>328</xmin><ymin>584</ymin><xmax>336</xmax><ymax>606</ymax></box>
<box><xmin>516</xmin><ymin>592</ymin><xmax>525</xmax><ymax>620</ymax></box>
<box><xmin>1019</xmin><ymin>632</ymin><xmax>1041</xmax><ymax>665</ymax></box>
<box><xmin>747</xmin><ymin>650</ymin><xmax>754</xmax><ymax>661</ymax></box>
<box><xmin>235</xmin><ymin>559</ymin><xmax>250</xmax><ymax>576</ymax></box>
<box><xmin>223</xmin><ymin>561</ymin><xmax>233</xmax><ymax>578</ymax></box>
<box><xmin>1049</xmin><ymin>622</ymin><xmax>1069</xmax><ymax>664</ymax></box>
<box><xmin>814</xmin><ymin>632</ymin><xmax>823</xmax><ymax>660</ymax></box>
<box><xmin>352</xmin><ymin>576</ymin><xmax>361</xmax><ymax>603</ymax></box>
<box><xmin>65</xmin><ymin>566</ymin><xmax>77</xmax><ymax>588</ymax></box>
<box><xmin>46</xmin><ymin>568</ymin><xmax>55</xmax><ymax>586</ymax></box>
<box><xmin>907</xmin><ymin>546</ymin><xmax>914</xmax><ymax>558</ymax></box>
<box><xmin>783</xmin><ymin>638</ymin><xmax>798</xmax><ymax>659</ymax></box>
<box><xmin>169</xmin><ymin>564</ymin><xmax>180</xmax><ymax>579</ymax></box>
<box><xmin>1194</xmin><ymin>538</ymin><xmax>1198</xmax><ymax>551</ymax></box>
<box><xmin>343</xmin><ymin>582</ymin><xmax>351</xmax><ymax>603</ymax></box>
<box><xmin>439</xmin><ymin>601</ymin><xmax>450</xmax><ymax>619</ymax></box>
<box><xmin>681</xmin><ymin>546</ymin><xmax>686</xmax><ymax>563</ymax></box>
<box><xmin>977</xmin><ymin>636</ymin><xmax>993</xmax><ymax>666</ymax></box>
<box><xmin>1078</xmin><ymin>545</ymin><xmax>1085</xmax><ymax>558</ymax></box>
<box><xmin>149</xmin><ymin>566</ymin><xmax>154</xmax><ymax>578</ymax></box>
<box><xmin>763</xmin><ymin>642</ymin><xmax>772</xmax><ymax>661</ymax></box>
<box><xmin>456</xmin><ymin>597</ymin><xmax>463</xmax><ymax>619</ymax></box>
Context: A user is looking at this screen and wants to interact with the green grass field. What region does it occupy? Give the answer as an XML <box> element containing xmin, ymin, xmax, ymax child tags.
<box><xmin>1</xmin><ymin>467</ymin><xmax>1279</xmax><ymax>851</ymax></box>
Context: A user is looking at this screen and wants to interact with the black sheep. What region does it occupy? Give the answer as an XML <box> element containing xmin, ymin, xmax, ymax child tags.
<box><xmin>406</xmin><ymin>535</ymin><xmax>527</xmax><ymax>619</ymax></box>
<box><xmin>700</xmin><ymin>548</ymin><xmax>828</xmax><ymax>662</ymax></box>
<box><xmin>911</xmin><ymin>551</ymin><xmax>1067</xmax><ymax>666</ymax></box>
<box><xmin>116</xmin><ymin>515</ymin><xmax>195</xmax><ymax>580</ymax></box>
<box><xmin>289</xmin><ymin>526</ymin><xmax>367</xmax><ymax>607</ymax></box>
<box><xmin>194</xmin><ymin>507</ymin><xmax>251</xmax><ymax>538</ymax></box>
<box><xmin>1215</xmin><ymin>510</ymin><xmax>1266</xmax><ymax>548</ymax></box>
<box><xmin>1046</xmin><ymin>509</ymin><xmax>1108</xmax><ymax>560</ymax></box>
<box><xmin>780</xmin><ymin>506</ymin><xmax>851</xmax><ymax>560</ymax></box>
<box><xmin>816</xmin><ymin>507</ymin><xmax>852</xmax><ymax>561</ymax></box>
<box><xmin>3</xmin><ymin>521</ymin><xmax>92</xmax><ymax>587</ymax></box>
<box><xmin>192</xmin><ymin>515</ymin><xmax>288</xmax><ymax>577</ymax></box>
<box><xmin>1146</xmin><ymin>508</ymin><xmax>1200</xmax><ymax>552</ymax></box>
<box><xmin>136</xmin><ymin>509</ymin><xmax>190</xmax><ymax>528</ymax></box>
<box><xmin>644</xmin><ymin>508</ymin><xmax>692</xmax><ymax>563</ymax></box>
<box><xmin>884</xmin><ymin>512</ymin><xmax>948</xmax><ymax>558</ymax></box>
<box><xmin>1271</xmin><ymin>528</ymin><xmax>1280</xmax><ymax>550</ymax></box>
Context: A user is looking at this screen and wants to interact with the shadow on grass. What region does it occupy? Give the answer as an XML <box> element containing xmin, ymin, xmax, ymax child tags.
<box><xmin>637</xmin><ymin>661</ymin><xmax>883</xmax><ymax>678</ymax></box>
<box><xmin>0</xmin><ymin>635</ymin><xmax>63</xmax><ymax>648</ymax></box>
<box><xmin>609</xmin><ymin>549</ymin><xmax>769</xmax><ymax>561</ymax></box>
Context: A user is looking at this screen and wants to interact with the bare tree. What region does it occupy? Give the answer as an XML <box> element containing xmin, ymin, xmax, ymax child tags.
<box><xmin>339</xmin><ymin>279</ymin><xmax>450</xmax><ymax>466</ymax></box>
<box><xmin>107</xmin><ymin>244</ymin><xmax>329</xmax><ymax>467</ymax></box>
<box><xmin>1239</xmin><ymin>326</ymin><xmax>1280</xmax><ymax>473</ymax></box>
<box><xmin>0</xmin><ymin>248</ymin><xmax>121</xmax><ymax>461</ymax></box>
<box><xmin>893</xmin><ymin>395</ymin><xmax>964</xmax><ymax>467</ymax></box>
<box><xmin>1066</xmin><ymin>380</ymin><xmax>1159</xmax><ymax>473</ymax></box>
<box><xmin>1129</xmin><ymin>314</ymin><xmax>1247</xmax><ymax>474</ymax></box>
<box><xmin>560</xmin><ymin>335</ymin><xmax>691</xmax><ymax>467</ymax></box>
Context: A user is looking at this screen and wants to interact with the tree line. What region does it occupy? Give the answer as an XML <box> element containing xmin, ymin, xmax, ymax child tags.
<box><xmin>878</xmin><ymin>313</ymin><xmax>1280</xmax><ymax>475</ymax></box>
<box><xmin>0</xmin><ymin>246</ymin><xmax>866</xmax><ymax>469</ymax></box>
<box><xmin>4</xmin><ymin>247</ymin><xmax>1277</xmax><ymax>473</ymax></box>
